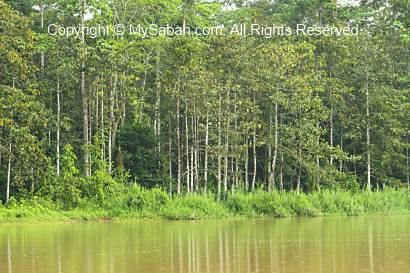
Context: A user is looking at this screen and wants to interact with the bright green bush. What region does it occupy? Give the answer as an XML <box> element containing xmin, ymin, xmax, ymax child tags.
<box><xmin>125</xmin><ymin>184</ymin><xmax>169</xmax><ymax>212</ymax></box>
<box><xmin>162</xmin><ymin>194</ymin><xmax>228</xmax><ymax>220</ymax></box>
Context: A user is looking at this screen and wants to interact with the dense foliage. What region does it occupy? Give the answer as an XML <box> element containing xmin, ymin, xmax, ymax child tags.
<box><xmin>2</xmin><ymin>187</ymin><xmax>410</xmax><ymax>221</ymax></box>
<box><xmin>0</xmin><ymin>0</ymin><xmax>409</xmax><ymax>208</ymax></box>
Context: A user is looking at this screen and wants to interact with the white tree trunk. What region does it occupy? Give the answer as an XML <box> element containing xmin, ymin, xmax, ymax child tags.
<box><xmin>217</xmin><ymin>94</ymin><xmax>222</xmax><ymax>200</ymax></box>
<box><xmin>268</xmin><ymin>114</ymin><xmax>272</xmax><ymax>190</ymax></box>
<box><xmin>176</xmin><ymin>94</ymin><xmax>181</xmax><ymax>195</ymax></box>
<box><xmin>297</xmin><ymin>147</ymin><xmax>301</xmax><ymax>192</ymax></box>
<box><xmin>252</xmin><ymin>94</ymin><xmax>257</xmax><ymax>191</ymax></box>
<box><xmin>330</xmin><ymin>68</ymin><xmax>334</xmax><ymax>166</ymax></box>
<box><xmin>245</xmin><ymin>136</ymin><xmax>249</xmax><ymax>191</ymax></box>
<box><xmin>155</xmin><ymin>52</ymin><xmax>161</xmax><ymax>173</ymax></box>
<box><xmin>204</xmin><ymin>112</ymin><xmax>209</xmax><ymax>193</ymax></box>
<box><xmin>185</xmin><ymin>104</ymin><xmax>190</xmax><ymax>193</ymax></box>
<box><xmin>224</xmin><ymin>89</ymin><xmax>230</xmax><ymax>197</ymax></box>
<box><xmin>366</xmin><ymin>71</ymin><xmax>371</xmax><ymax>191</ymax></box>
<box><xmin>252</xmin><ymin>129</ymin><xmax>257</xmax><ymax>191</ymax></box>
<box><xmin>339</xmin><ymin>126</ymin><xmax>343</xmax><ymax>172</ymax></box>
<box><xmin>234</xmin><ymin>90</ymin><xmax>239</xmax><ymax>189</ymax></box>
<box><xmin>269</xmin><ymin>92</ymin><xmax>279</xmax><ymax>191</ymax></box>
<box><xmin>168</xmin><ymin>116</ymin><xmax>172</xmax><ymax>196</ymax></box>
<box><xmin>101</xmin><ymin>77</ymin><xmax>105</xmax><ymax>168</ymax></box>
<box><xmin>407</xmin><ymin>135</ymin><xmax>409</xmax><ymax>188</ymax></box>
<box><xmin>194</xmin><ymin>113</ymin><xmax>199</xmax><ymax>192</ymax></box>
<box><xmin>6</xmin><ymin>142</ymin><xmax>11</xmax><ymax>204</ymax></box>
<box><xmin>224</xmin><ymin>128</ymin><xmax>229</xmax><ymax>197</ymax></box>
<box><xmin>108</xmin><ymin>74</ymin><xmax>114</xmax><ymax>173</ymax></box>
<box><xmin>81</xmin><ymin>70</ymin><xmax>89</xmax><ymax>176</ymax></box>
<box><xmin>280</xmin><ymin>151</ymin><xmax>284</xmax><ymax>191</ymax></box>
<box><xmin>190</xmin><ymin>116</ymin><xmax>194</xmax><ymax>191</ymax></box>
<box><xmin>56</xmin><ymin>78</ymin><xmax>60</xmax><ymax>176</ymax></box>
<box><xmin>7</xmin><ymin>80</ymin><xmax>15</xmax><ymax>202</ymax></box>
<box><xmin>88</xmin><ymin>91</ymin><xmax>92</xmax><ymax>175</ymax></box>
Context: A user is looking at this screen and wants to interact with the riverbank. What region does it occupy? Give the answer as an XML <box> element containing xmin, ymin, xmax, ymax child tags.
<box><xmin>1</xmin><ymin>187</ymin><xmax>410</xmax><ymax>222</ymax></box>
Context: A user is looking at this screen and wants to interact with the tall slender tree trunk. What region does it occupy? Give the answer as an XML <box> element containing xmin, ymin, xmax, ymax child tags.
<box><xmin>121</xmin><ymin>82</ymin><xmax>126</xmax><ymax>127</ymax></box>
<box><xmin>217</xmin><ymin>93</ymin><xmax>222</xmax><ymax>201</ymax></box>
<box><xmin>339</xmin><ymin>126</ymin><xmax>343</xmax><ymax>172</ymax></box>
<box><xmin>224</xmin><ymin>128</ymin><xmax>229</xmax><ymax>198</ymax></box>
<box><xmin>101</xmin><ymin>76</ymin><xmax>105</xmax><ymax>168</ymax></box>
<box><xmin>88</xmin><ymin>90</ymin><xmax>92</xmax><ymax>175</ymax></box>
<box><xmin>40</xmin><ymin>1</ymin><xmax>45</xmax><ymax>74</ymax></box>
<box><xmin>366</xmin><ymin>70</ymin><xmax>371</xmax><ymax>191</ymax></box>
<box><xmin>223</xmin><ymin>89</ymin><xmax>230</xmax><ymax>197</ymax></box>
<box><xmin>353</xmin><ymin>146</ymin><xmax>357</xmax><ymax>178</ymax></box>
<box><xmin>108</xmin><ymin>74</ymin><xmax>114</xmax><ymax>173</ymax></box>
<box><xmin>296</xmin><ymin>105</ymin><xmax>303</xmax><ymax>192</ymax></box>
<box><xmin>7</xmin><ymin>80</ymin><xmax>16</xmax><ymax>203</ymax></box>
<box><xmin>245</xmin><ymin>136</ymin><xmax>249</xmax><ymax>191</ymax></box>
<box><xmin>190</xmin><ymin>117</ymin><xmax>194</xmax><ymax>191</ymax></box>
<box><xmin>252</xmin><ymin>129</ymin><xmax>257</xmax><ymax>191</ymax></box>
<box><xmin>81</xmin><ymin>70</ymin><xmax>89</xmax><ymax>176</ymax></box>
<box><xmin>194</xmin><ymin>112</ymin><xmax>199</xmax><ymax>193</ymax></box>
<box><xmin>329</xmin><ymin>67</ymin><xmax>334</xmax><ymax>166</ymax></box>
<box><xmin>269</xmin><ymin>87</ymin><xmax>279</xmax><ymax>191</ymax></box>
<box><xmin>280</xmin><ymin>150</ymin><xmax>284</xmax><ymax>191</ymax></box>
<box><xmin>111</xmin><ymin>75</ymin><xmax>120</xmax><ymax>153</ymax></box>
<box><xmin>80</xmin><ymin>0</ymin><xmax>89</xmax><ymax>177</ymax></box>
<box><xmin>315</xmin><ymin>122</ymin><xmax>320</xmax><ymax>189</ymax></box>
<box><xmin>330</xmin><ymin>108</ymin><xmax>333</xmax><ymax>166</ymax></box>
<box><xmin>296</xmin><ymin>147</ymin><xmax>301</xmax><ymax>193</ymax></box>
<box><xmin>406</xmin><ymin>135</ymin><xmax>409</xmax><ymax>188</ymax></box>
<box><xmin>185</xmin><ymin>104</ymin><xmax>190</xmax><ymax>193</ymax></box>
<box><xmin>268</xmin><ymin>114</ymin><xmax>272</xmax><ymax>190</ymax></box>
<box><xmin>168</xmin><ymin>116</ymin><xmax>172</xmax><ymax>196</ymax></box>
<box><xmin>176</xmin><ymin>94</ymin><xmax>181</xmax><ymax>195</ymax></box>
<box><xmin>6</xmin><ymin>142</ymin><xmax>11</xmax><ymax>204</ymax></box>
<box><xmin>56</xmin><ymin>78</ymin><xmax>60</xmax><ymax>176</ymax></box>
<box><xmin>203</xmin><ymin>112</ymin><xmax>209</xmax><ymax>194</ymax></box>
<box><xmin>234</xmin><ymin>90</ymin><xmax>239</xmax><ymax>189</ymax></box>
<box><xmin>95</xmin><ymin>78</ymin><xmax>99</xmax><ymax>138</ymax></box>
<box><xmin>155</xmin><ymin>51</ymin><xmax>161</xmax><ymax>175</ymax></box>
<box><xmin>252</xmin><ymin>93</ymin><xmax>257</xmax><ymax>191</ymax></box>
<box><xmin>230</xmin><ymin>157</ymin><xmax>234</xmax><ymax>195</ymax></box>
<box><xmin>31</xmin><ymin>167</ymin><xmax>35</xmax><ymax>193</ymax></box>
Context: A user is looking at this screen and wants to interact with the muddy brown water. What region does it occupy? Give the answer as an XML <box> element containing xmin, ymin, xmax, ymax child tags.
<box><xmin>1</xmin><ymin>216</ymin><xmax>410</xmax><ymax>273</ymax></box>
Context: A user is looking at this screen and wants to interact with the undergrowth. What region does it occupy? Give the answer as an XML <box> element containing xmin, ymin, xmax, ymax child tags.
<box><xmin>0</xmin><ymin>186</ymin><xmax>409</xmax><ymax>222</ymax></box>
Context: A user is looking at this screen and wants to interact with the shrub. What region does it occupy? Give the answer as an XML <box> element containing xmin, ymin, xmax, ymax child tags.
<box><xmin>162</xmin><ymin>194</ymin><xmax>228</xmax><ymax>220</ymax></box>
<box><xmin>125</xmin><ymin>184</ymin><xmax>169</xmax><ymax>212</ymax></box>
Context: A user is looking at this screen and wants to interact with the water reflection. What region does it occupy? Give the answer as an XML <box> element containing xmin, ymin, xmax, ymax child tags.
<box><xmin>1</xmin><ymin>216</ymin><xmax>410</xmax><ymax>273</ymax></box>
<box><xmin>369</xmin><ymin>225</ymin><xmax>374</xmax><ymax>273</ymax></box>
<box><xmin>7</xmin><ymin>235</ymin><xmax>11</xmax><ymax>273</ymax></box>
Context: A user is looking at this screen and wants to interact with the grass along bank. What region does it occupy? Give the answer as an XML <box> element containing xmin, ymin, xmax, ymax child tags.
<box><xmin>1</xmin><ymin>186</ymin><xmax>410</xmax><ymax>222</ymax></box>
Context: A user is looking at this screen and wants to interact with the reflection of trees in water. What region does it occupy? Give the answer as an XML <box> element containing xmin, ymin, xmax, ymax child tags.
<box><xmin>165</xmin><ymin>219</ymin><xmax>407</xmax><ymax>273</ymax></box>
<box><xmin>8</xmin><ymin>235</ymin><xmax>11</xmax><ymax>273</ymax></box>
<box><xmin>57</xmin><ymin>243</ymin><xmax>62</xmax><ymax>273</ymax></box>
<box><xmin>1</xmin><ymin>218</ymin><xmax>410</xmax><ymax>273</ymax></box>
<box><xmin>369</xmin><ymin>225</ymin><xmax>374</xmax><ymax>273</ymax></box>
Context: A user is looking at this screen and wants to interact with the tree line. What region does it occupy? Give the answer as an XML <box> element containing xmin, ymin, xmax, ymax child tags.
<box><xmin>0</xmin><ymin>0</ymin><xmax>409</xmax><ymax>204</ymax></box>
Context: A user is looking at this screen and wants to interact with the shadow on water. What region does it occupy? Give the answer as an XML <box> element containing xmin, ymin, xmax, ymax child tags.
<box><xmin>1</xmin><ymin>216</ymin><xmax>410</xmax><ymax>273</ymax></box>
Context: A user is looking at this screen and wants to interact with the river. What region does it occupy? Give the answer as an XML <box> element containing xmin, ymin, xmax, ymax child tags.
<box><xmin>1</xmin><ymin>216</ymin><xmax>409</xmax><ymax>273</ymax></box>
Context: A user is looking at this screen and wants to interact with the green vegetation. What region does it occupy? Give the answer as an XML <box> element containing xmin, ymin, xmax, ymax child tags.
<box><xmin>0</xmin><ymin>0</ymin><xmax>409</xmax><ymax>218</ymax></box>
<box><xmin>1</xmin><ymin>186</ymin><xmax>410</xmax><ymax>222</ymax></box>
